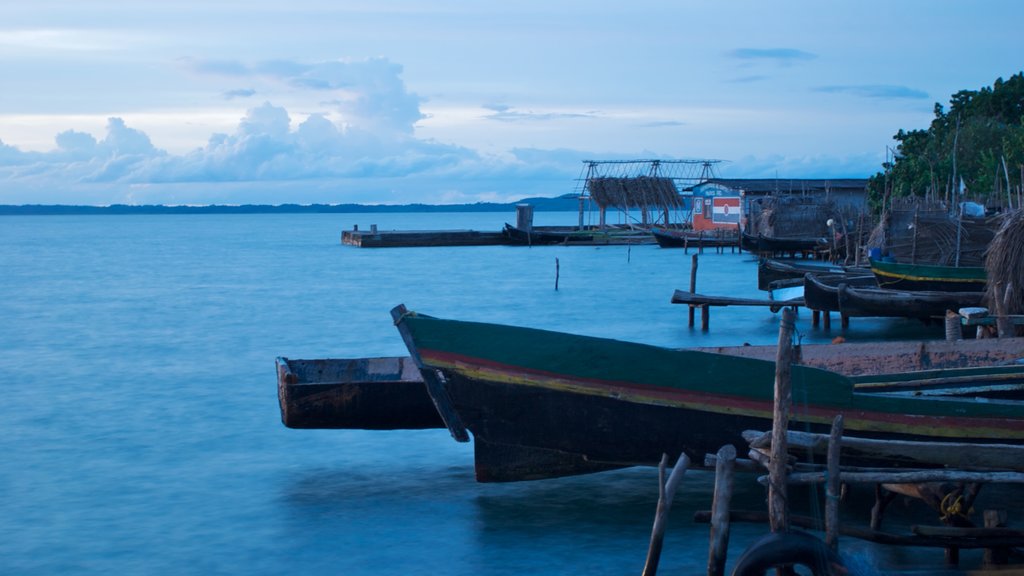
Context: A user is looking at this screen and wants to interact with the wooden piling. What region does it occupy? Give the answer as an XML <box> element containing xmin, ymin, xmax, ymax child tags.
<box><xmin>643</xmin><ymin>453</ymin><xmax>690</xmax><ymax>576</ymax></box>
<box><xmin>983</xmin><ymin>510</ymin><xmax>1010</xmax><ymax>566</ymax></box>
<box><xmin>826</xmin><ymin>415</ymin><xmax>844</xmax><ymax>553</ymax></box>
<box><xmin>997</xmin><ymin>282</ymin><xmax>1014</xmax><ymax>338</ymax></box>
<box><xmin>555</xmin><ymin>257</ymin><xmax>560</xmax><ymax>291</ymax></box>
<box><xmin>769</xmin><ymin>308</ymin><xmax>796</xmax><ymax>533</ymax></box>
<box><xmin>707</xmin><ymin>445</ymin><xmax>736</xmax><ymax>576</ymax></box>
<box><xmin>688</xmin><ymin>254</ymin><xmax>699</xmax><ymax>327</ymax></box>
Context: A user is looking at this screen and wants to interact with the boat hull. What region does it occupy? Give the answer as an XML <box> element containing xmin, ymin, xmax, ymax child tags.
<box><xmin>836</xmin><ymin>284</ymin><xmax>984</xmax><ymax>319</ymax></box>
<box><xmin>276</xmin><ymin>356</ymin><xmax>445</xmax><ymax>430</ymax></box>
<box><xmin>394</xmin><ymin>309</ymin><xmax>1024</xmax><ymax>473</ymax></box>
<box><xmin>802</xmin><ymin>272</ymin><xmax>877</xmax><ymax>312</ymax></box>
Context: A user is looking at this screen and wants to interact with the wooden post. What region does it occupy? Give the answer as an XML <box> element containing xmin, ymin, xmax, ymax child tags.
<box><xmin>555</xmin><ymin>257</ymin><xmax>560</xmax><ymax>291</ymax></box>
<box><xmin>870</xmin><ymin>485</ymin><xmax>896</xmax><ymax>531</ymax></box>
<box><xmin>769</xmin><ymin>308</ymin><xmax>796</xmax><ymax>533</ymax></box>
<box><xmin>997</xmin><ymin>282</ymin><xmax>1013</xmax><ymax>338</ymax></box>
<box><xmin>812</xmin><ymin>310</ymin><xmax>820</xmax><ymax>328</ymax></box>
<box><xmin>707</xmin><ymin>445</ymin><xmax>736</xmax><ymax>576</ymax></box>
<box><xmin>688</xmin><ymin>255</ymin><xmax>699</xmax><ymax>327</ymax></box>
<box><xmin>643</xmin><ymin>453</ymin><xmax>690</xmax><ymax>576</ymax></box>
<box><xmin>825</xmin><ymin>415</ymin><xmax>844</xmax><ymax>553</ymax></box>
<box><xmin>822</xmin><ymin>311</ymin><xmax>831</xmax><ymax>329</ymax></box>
<box><xmin>983</xmin><ymin>510</ymin><xmax>1009</xmax><ymax>566</ymax></box>
<box><xmin>911</xmin><ymin>207</ymin><xmax>919</xmax><ymax>264</ymax></box>
<box><xmin>701</xmin><ymin>304</ymin><xmax>710</xmax><ymax>331</ymax></box>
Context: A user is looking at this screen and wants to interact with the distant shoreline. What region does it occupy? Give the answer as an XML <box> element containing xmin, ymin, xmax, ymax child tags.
<box><xmin>0</xmin><ymin>195</ymin><xmax>580</xmax><ymax>215</ymax></box>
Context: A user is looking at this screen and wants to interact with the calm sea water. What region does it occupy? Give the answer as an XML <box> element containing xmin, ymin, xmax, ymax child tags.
<box><xmin>0</xmin><ymin>212</ymin><xmax>986</xmax><ymax>575</ymax></box>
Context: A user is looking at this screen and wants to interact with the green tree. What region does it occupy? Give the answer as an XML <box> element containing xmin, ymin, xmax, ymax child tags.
<box><xmin>867</xmin><ymin>72</ymin><xmax>1024</xmax><ymax>212</ymax></box>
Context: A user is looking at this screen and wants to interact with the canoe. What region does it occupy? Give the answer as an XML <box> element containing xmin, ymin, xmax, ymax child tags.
<box><xmin>502</xmin><ymin>223</ymin><xmax>595</xmax><ymax>245</ymax></box>
<box><xmin>651</xmin><ymin>227</ymin><xmax>738</xmax><ymax>249</ymax></box>
<box><xmin>391</xmin><ymin>305</ymin><xmax>1024</xmax><ymax>479</ymax></box>
<box><xmin>742</xmin><ymin>232</ymin><xmax>827</xmax><ymax>255</ymax></box>
<box><xmin>276</xmin><ymin>356</ymin><xmax>444</xmax><ymax>430</ymax></box>
<box><xmin>836</xmin><ymin>284</ymin><xmax>985</xmax><ymax>319</ymax></box>
<box><xmin>801</xmin><ymin>272</ymin><xmax>877</xmax><ymax>312</ymax></box>
<box><xmin>869</xmin><ymin>258</ymin><xmax>986</xmax><ymax>292</ymax></box>
<box><xmin>502</xmin><ymin>223</ymin><xmax>654</xmax><ymax>246</ymax></box>
<box><xmin>279</xmin><ymin>343</ymin><xmax>1024</xmax><ymax>427</ymax></box>
<box><xmin>757</xmin><ymin>258</ymin><xmax>869</xmax><ymax>291</ymax></box>
<box><xmin>277</xmin><ymin>355</ymin><xmax>635</xmax><ymax>481</ymax></box>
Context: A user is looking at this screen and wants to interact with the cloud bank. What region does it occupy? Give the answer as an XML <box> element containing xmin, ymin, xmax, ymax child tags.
<box><xmin>0</xmin><ymin>55</ymin><xmax>883</xmax><ymax>205</ymax></box>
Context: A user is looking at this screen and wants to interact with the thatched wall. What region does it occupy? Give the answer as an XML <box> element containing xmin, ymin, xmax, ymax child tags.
<box><xmin>866</xmin><ymin>199</ymin><xmax>998</xmax><ymax>266</ymax></box>
<box><xmin>748</xmin><ymin>195</ymin><xmax>839</xmax><ymax>239</ymax></box>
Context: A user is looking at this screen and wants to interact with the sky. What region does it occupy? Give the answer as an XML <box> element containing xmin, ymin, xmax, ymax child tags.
<box><xmin>0</xmin><ymin>1</ymin><xmax>1022</xmax><ymax>205</ymax></box>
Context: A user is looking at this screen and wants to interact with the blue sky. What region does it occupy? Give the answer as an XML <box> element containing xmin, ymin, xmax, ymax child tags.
<box><xmin>0</xmin><ymin>1</ymin><xmax>1021</xmax><ymax>205</ymax></box>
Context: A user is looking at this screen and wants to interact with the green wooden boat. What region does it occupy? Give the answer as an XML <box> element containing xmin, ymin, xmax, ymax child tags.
<box><xmin>392</xmin><ymin>305</ymin><xmax>1024</xmax><ymax>479</ymax></box>
<box><xmin>869</xmin><ymin>257</ymin><xmax>986</xmax><ymax>292</ymax></box>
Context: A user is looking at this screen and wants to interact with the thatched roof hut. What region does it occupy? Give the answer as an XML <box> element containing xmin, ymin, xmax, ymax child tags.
<box><xmin>984</xmin><ymin>209</ymin><xmax>1024</xmax><ymax>316</ymax></box>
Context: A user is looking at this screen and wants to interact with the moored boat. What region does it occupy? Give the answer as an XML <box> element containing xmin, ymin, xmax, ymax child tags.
<box><xmin>801</xmin><ymin>272</ymin><xmax>877</xmax><ymax>312</ymax></box>
<box><xmin>757</xmin><ymin>258</ymin><xmax>869</xmax><ymax>291</ymax></box>
<box><xmin>392</xmin><ymin>305</ymin><xmax>1024</xmax><ymax>479</ymax></box>
<box><xmin>276</xmin><ymin>356</ymin><xmax>445</xmax><ymax>430</ymax></box>
<box><xmin>836</xmin><ymin>284</ymin><xmax>985</xmax><ymax>319</ymax></box>
<box><xmin>742</xmin><ymin>232</ymin><xmax>827</xmax><ymax>255</ymax></box>
<box><xmin>502</xmin><ymin>223</ymin><xmax>653</xmax><ymax>246</ymax></box>
<box><xmin>651</xmin><ymin>227</ymin><xmax>738</xmax><ymax>249</ymax></box>
<box><xmin>869</xmin><ymin>257</ymin><xmax>986</xmax><ymax>292</ymax></box>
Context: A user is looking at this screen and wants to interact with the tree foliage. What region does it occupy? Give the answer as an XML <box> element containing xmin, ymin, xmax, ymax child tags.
<box><xmin>867</xmin><ymin>72</ymin><xmax>1024</xmax><ymax>211</ymax></box>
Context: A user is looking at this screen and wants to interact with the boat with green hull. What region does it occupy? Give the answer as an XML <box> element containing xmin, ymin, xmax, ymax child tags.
<box><xmin>392</xmin><ymin>305</ymin><xmax>1024</xmax><ymax>478</ymax></box>
<box><xmin>869</xmin><ymin>257</ymin><xmax>986</xmax><ymax>292</ymax></box>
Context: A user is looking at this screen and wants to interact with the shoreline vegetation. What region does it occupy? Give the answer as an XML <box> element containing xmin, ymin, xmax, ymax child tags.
<box><xmin>0</xmin><ymin>194</ymin><xmax>580</xmax><ymax>215</ymax></box>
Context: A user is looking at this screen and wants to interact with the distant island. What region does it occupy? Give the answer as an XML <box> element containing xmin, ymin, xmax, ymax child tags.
<box><xmin>0</xmin><ymin>194</ymin><xmax>581</xmax><ymax>215</ymax></box>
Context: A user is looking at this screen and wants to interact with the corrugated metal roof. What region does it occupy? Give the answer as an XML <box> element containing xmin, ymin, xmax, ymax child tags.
<box><xmin>695</xmin><ymin>178</ymin><xmax>868</xmax><ymax>194</ymax></box>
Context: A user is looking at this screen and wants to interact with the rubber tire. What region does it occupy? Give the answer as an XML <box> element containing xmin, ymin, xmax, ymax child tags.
<box><xmin>731</xmin><ymin>530</ymin><xmax>845</xmax><ymax>576</ymax></box>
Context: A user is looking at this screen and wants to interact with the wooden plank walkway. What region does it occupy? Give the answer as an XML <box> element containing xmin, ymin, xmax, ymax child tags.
<box><xmin>670</xmin><ymin>289</ymin><xmax>804</xmax><ymax>309</ymax></box>
<box><xmin>671</xmin><ymin>289</ymin><xmax>803</xmax><ymax>331</ymax></box>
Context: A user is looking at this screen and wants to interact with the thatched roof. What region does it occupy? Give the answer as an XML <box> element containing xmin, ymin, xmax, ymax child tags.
<box><xmin>984</xmin><ymin>210</ymin><xmax>1024</xmax><ymax>315</ymax></box>
<box><xmin>586</xmin><ymin>176</ymin><xmax>683</xmax><ymax>210</ymax></box>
